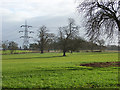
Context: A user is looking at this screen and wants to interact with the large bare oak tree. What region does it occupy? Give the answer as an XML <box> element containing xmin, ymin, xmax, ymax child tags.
<box><xmin>77</xmin><ymin>0</ymin><xmax>120</xmax><ymax>40</ymax></box>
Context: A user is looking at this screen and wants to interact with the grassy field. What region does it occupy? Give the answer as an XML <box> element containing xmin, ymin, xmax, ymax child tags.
<box><xmin>2</xmin><ymin>52</ymin><xmax>119</xmax><ymax>89</ymax></box>
<box><xmin>0</xmin><ymin>50</ymin><xmax>33</xmax><ymax>55</ymax></box>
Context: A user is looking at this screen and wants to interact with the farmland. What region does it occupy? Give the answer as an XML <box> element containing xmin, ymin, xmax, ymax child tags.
<box><xmin>2</xmin><ymin>52</ymin><xmax>119</xmax><ymax>89</ymax></box>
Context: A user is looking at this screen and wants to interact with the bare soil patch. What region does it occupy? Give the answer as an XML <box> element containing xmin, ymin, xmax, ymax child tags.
<box><xmin>80</xmin><ymin>62</ymin><xmax>120</xmax><ymax>67</ymax></box>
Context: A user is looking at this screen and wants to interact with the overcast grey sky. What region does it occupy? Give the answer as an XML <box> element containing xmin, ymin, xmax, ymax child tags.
<box><xmin>1</xmin><ymin>0</ymin><xmax>87</xmax><ymax>47</ymax></box>
<box><xmin>1</xmin><ymin>0</ymin><xmax>118</xmax><ymax>47</ymax></box>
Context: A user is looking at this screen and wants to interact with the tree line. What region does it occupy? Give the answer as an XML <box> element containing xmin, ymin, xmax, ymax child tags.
<box><xmin>2</xmin><ymin>18</ymin><xmax>106</xmax><ymax>56</ymax></box>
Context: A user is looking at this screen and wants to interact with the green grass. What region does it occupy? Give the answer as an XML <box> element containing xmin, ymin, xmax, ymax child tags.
<box><xmin>1</xmin><ymin>50</ymin><xmax>32</xmax><ymax>54</ymax></box>
<box><xmin>2</xmin><ymin>52</ymin><xmax>119</xmax><ymax>89</ymax></box>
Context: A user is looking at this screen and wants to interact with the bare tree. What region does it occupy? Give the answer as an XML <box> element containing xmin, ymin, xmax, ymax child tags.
<box><xmin>58</xmin><ymin>18</ymin><xmax>79</xmax><ymax>56</ymax></box>
<box><xmin>8</xmin><ymin>41</ymin><xmax>18</xmax><ymax>54</ymax></box>
<box><xmin>37</xmin><ymin>26</ymin><xmax>55</xmax><ymax>53</ymax></box>
<box><xmin>46</xmin><ymin>33</ymin><xmax>56</xmax><ymax>52</ymax></box>
<box><xmin>96</xmin><ymin>39</ymin><xmax>105</xmax><ymax>52</ymax></box>
<box><xmin>29</xmin><ymin>43</ymin><xmax>39</xmax><ymax>50</ymax></box>
<box><xmin>77</xmin><ymin>0</ymin><xmax>120</xmax><ymax>40</ymax></box>
<box><xmin>2</xmin><ymin>40</ymin><xmax>9</xmax><ymax>51</ymax></box>
<box><xmin>67</xmin><ymin>37</ymin><xmax>85</xmax><ymax>53</ymax></box>
<box><xmin>37</xmin><ymin>25</ymin><xmax>49</xmax><ymax>54</ymax></box>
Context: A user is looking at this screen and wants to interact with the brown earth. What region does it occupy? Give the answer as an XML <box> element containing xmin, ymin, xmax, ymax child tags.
<box><xmin>80</xmin><ymin>62</ymin><xmax>120</xmax><ymax>67</ymax></box>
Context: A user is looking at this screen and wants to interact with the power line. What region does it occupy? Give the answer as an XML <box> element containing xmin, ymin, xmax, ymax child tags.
<box><xmin>19</xmin><ymin>20</ymin><xmax>34</xmax><ymax>49</ymax></box>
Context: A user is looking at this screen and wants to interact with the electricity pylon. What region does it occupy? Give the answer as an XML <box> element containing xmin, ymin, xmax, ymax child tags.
<box><xmin>19</xmin><ymin>20</ymin><xmax>33</xmax><ymax>49</ymax></box>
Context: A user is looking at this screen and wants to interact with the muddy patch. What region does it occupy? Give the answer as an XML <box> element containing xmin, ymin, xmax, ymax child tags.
<box><xmin>80</xmin><ymin>62</ymin><xmax>120</xmax><ymax>67</ymax></box>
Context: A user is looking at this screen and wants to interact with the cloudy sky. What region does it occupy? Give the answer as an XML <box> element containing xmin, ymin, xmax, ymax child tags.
<box><xmin>1</xmin><ymin>0</ymin><xmax>86</xmax><ymax>47</ymax></box>
<box><xmin>1</xmin><ymin>0</ymin><xmax>118</xmax><ymax>47</ymax></box>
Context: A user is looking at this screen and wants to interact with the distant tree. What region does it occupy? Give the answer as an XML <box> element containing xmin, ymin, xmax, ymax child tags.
<box><xmin>37</xmin><ymin>25</ymin><xmax>54</xmax><ymax>53</ymax></box>
<box><xmin>8</xmin><ymin>41</ymin><xmax>18</xmax><ymax>54</ymax></box>
<box><xmin>96</xmin><ymin>39</ymin><xmax>105</xmax><ymax>52</ymax></box>
<box><xmin>0</xmin><ymin>42</ymin><xmax>1</xmax><ymax>50</ymax></box>
<box><xmin>29</xmin><ymin>43</ymin><xmax>39</xmax><ymax>50</ymax></box>
<box><xmin>23</xmin><ymin>45</ymin><xmax>28</xmax><ymax>50</ymax></box>
<box><xmin>79</xmin><ymin>40</ymin><xmax>90</xmax><ymax>50</ymax></box>
<box><xmin>45</xmin><ymin>33</ymin><xmax>55</xmax><ymax>52</ymax></box>
<box><xmin>37</xmin><ymin>26</ymin><xmax>48</xmax><ymax>53</ymax></box>
<box><xmin>67</xmin><ymin>37</ymin><xmax>85</xmax><ymax>53</ymax></box>
<box><xmin>106</xmin><ymin>45</ymin><xmax>118</xmax><ymax>50</ymax></box>
<box><xmin>77</xmin><ymin>0</ymin><xmax>120</xmax><ymax>41</ymax></box>
<box><xmin>2</xmin><ymin>40</ymin><xmax>9</xmax><ymax>51</ymax></box>
<box><xmin>19</xmin><ymin>46</ymin><xmax>22</xmax><ymax>50</ymax></box>
<box><xmin>51</xmin><ymin>37</ymin><xmax>60</xmax><ymax>52</ymax></box>
<box><xmin>58</xmin><ymin>18</ymin><xmax>79</xmax><ymax>56</ymax></box>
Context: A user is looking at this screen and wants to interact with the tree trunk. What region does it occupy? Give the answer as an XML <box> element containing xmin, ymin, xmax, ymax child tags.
<box><xmin>48</xmin><ymin>50</ymin><xmax>49</xmax><ymax>52</ymax></box>
<box><xmin>41</xmin><ymin>49</ymin><xmax>43</xmax><ymax>54</ymax></box>
<box><xmin>40</xmin><ymin>44</ymin><xmax>44</xmax><ymax>54</ymax></box>
<box><xmin>10</xmin><ymin>50</ymin><xmax>14</xmax><ymax>54</ymax></box>
<box><xmin>63</xmin><ymin>50</ymin><xmax>66</xmax><ymax>56</ymax></box>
